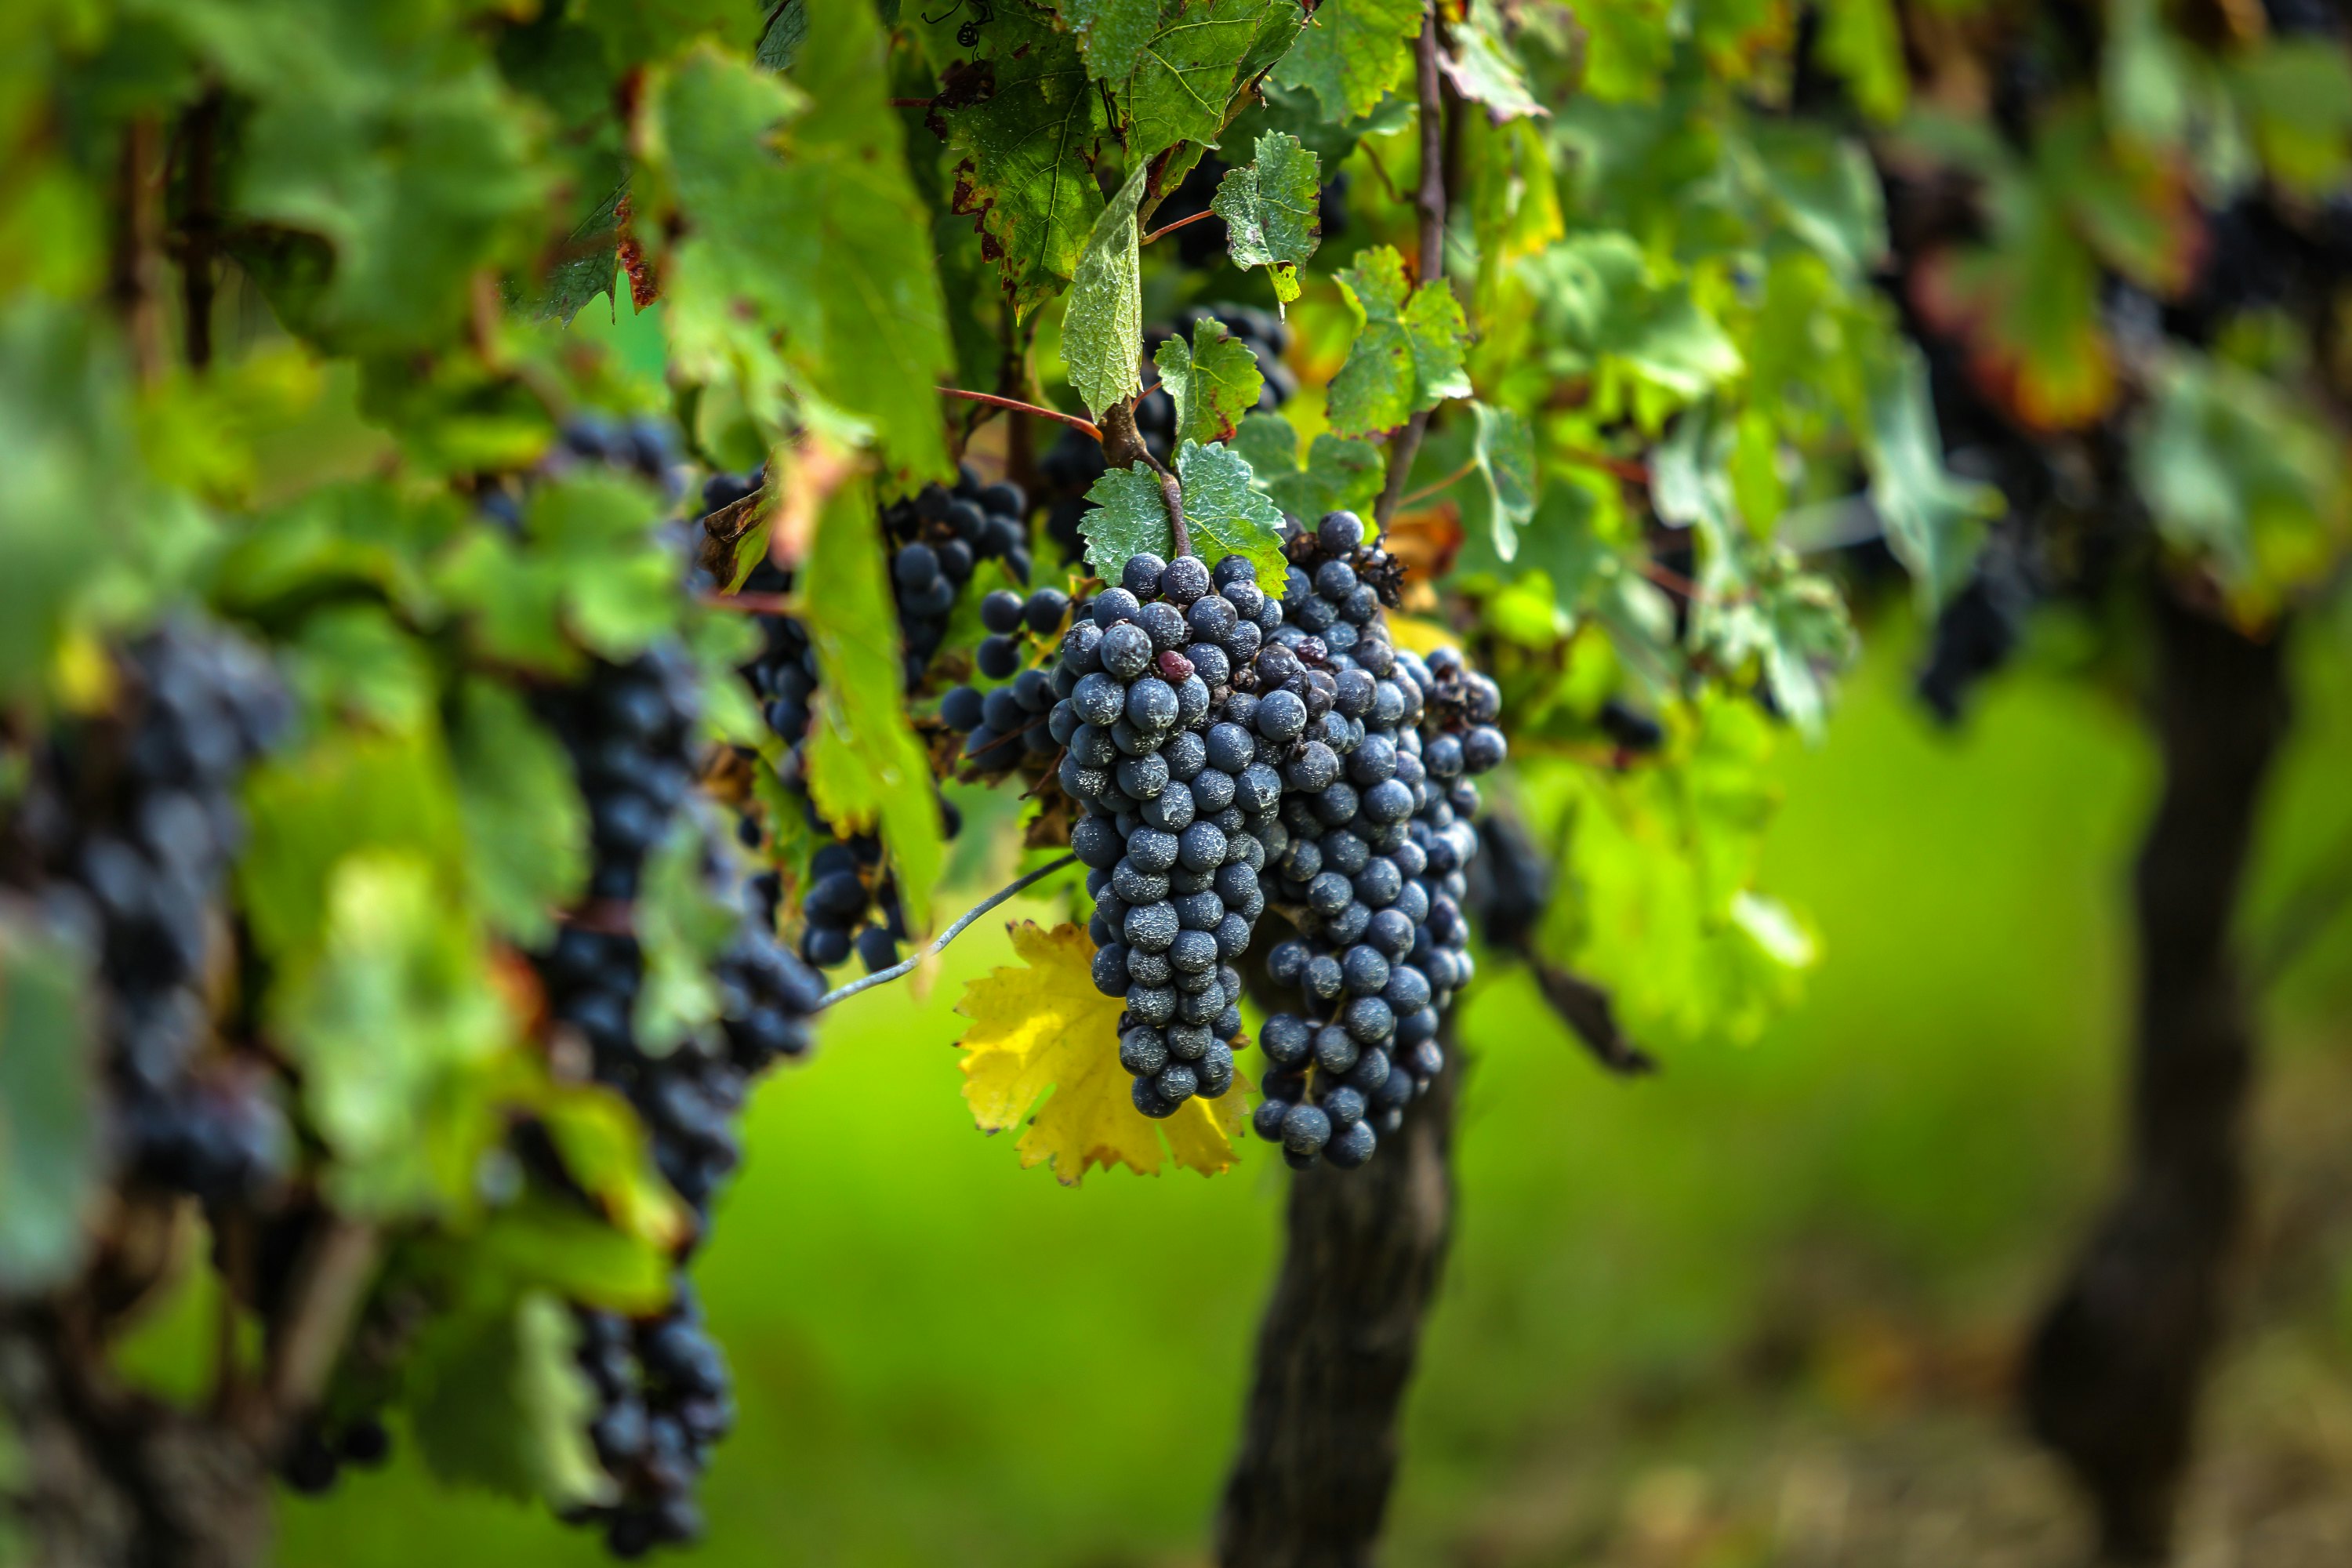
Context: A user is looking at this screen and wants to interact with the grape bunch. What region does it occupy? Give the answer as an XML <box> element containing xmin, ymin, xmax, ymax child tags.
<box><xmin>1059</xmin><ymin>550</ymin><xmax>1289</xmax><ymax>1119</ymax></box>
<box><xmin>529</xmin><ymin>648</ymin><xmax>827</xmax><ymax>1555</ymax></box>
<box><xmin>0</xmin><ymin>618</ymin><xmax>293</xmax><ymax>1202</ymax></box>
<box><xmin>880</xmin><ymin>466</ymin><xmax>1033</xmax><ymax>688</ymax></box>
<box><xmin>710</xmin><ymin>476</ymin><xmax>962</xmax><ymax>974</ymax></box>
<box><xmin>1246</xmin><ymin>513</ymin><xmax>1508</xmax><ymax>1171</ymax></box>
<box><xmin>934</xmin><ymin>583</ymin><xmax>1080</xmax><ymax>780</ymax></box>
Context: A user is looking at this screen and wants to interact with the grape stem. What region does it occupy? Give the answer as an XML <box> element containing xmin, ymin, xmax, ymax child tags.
<box><xmin>1141</xmin><ymin>209</ymin><xmax>1216</xmax><ymax>245</ymax></box>
<box><xmin>815</xmin><ymin>853</ymin><xmax>1080</xmax><ymax>1010</ymax></box>
<box><xmin>937</xmin><ymin>387</ymin><xmax>1101</xmax><ymax>441</ymax></box>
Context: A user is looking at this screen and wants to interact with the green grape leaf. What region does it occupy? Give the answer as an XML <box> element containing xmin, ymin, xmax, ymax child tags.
<box><xmin>2132</xmin><ymin>349</ymin><xmax>2352</xmax><ymax>616</ymax></box>
<box><xmin>1440</xmin><ymin>10</ymin><xmax>1545</xmax><ymax>122</ymax></box>
<box><xmin>1530</xmin><ymin>695</ymin><xmax>1815</xmax><ymax>1055</ymax></box>
<box><xmin>163</xmin><ymin>0</ymin><xmax>551</xmax><ymax>350</ymax></box>
<box><xmin>935</xmin><ymin>13</ymin><xmax>1108</xmax><ymax>311</ymax></box>
<box><xmin>1210</xmin><ymin>131</ymin><xmax>1321</xmax><ymax>305</ymax></box>
<box><xmin>535</xmin><ymin>1082</ymin><xmax>692</xmax><ymax>1252</ymax></box>
<box><xmin>408</xmin><ymin>1291</ymin><xmax>612</xmax><ymax>1508</ymax></box>
<box><xmin>463</xmin><ymin>1198</ymin><xmax>674</xmax><ymax>1312</ymax></box>
<box><xmin>632</xmin><ymin>817</ymin><xmax>737</xmax><ymax>1054</ymax></box>
<box><xmin>1177</xmin><ymin>439</ymin><xmax>1290</xmax><ymax>580</ymax></box>
<box><xmin>1863</xmin><ymin>344</ymin><xmax>1999</xmax><ymax>608</ymax></box>
<box><xmin>647</xmin><ymin>28</ymin><xmax>955</xmax><ymax>488</ymax></box>
<box><xmin>1520</xmin><ymin>232</ymin><xmax>1742</xmax><ymax>404</ymax></box>
<box><xmin>1813</xmin><ymin>0</ymin><xmax>1906</xmax><ymax>122</ymax></box>
<box><xmin>0</xmin><ymin>909</ymin><xmax>101</xmax><ymax>1294</ymax></box>
<box><xmin>436</xmin><ymin>467</ymin><xmax>683</xmax><ymax>669</ymax></box>
<box><xmin>0</xmin><ymin>302</ymin><xmax>151</xmax><ymax>703</ymax></box>
<box><xmin>1081</xmin><ymin>464</ymin><xmax>1181</xmax><ymax>578</ymax></box>
<box><xmin>1065</xmin><ymin>0</ymin><xmax>1164</xmax><ymax>78</ymax></box>
<box><xmin>1064</xmin><ymin>163</ymin><xmax>1151</xmax><ymax>419</ymax></box>
<box><xmin>1656</xmin><ymin>411</ymin><xmax>1855</xmax><ymax>738</ymax></box>
<box><xmin>1467</xmin><ymin>401</ymin><xmax>1537</xmax><ymax>561</ymax></box>
<box><xmin>272</xmin><ymin>851</ymin><xmax>515</xmax><ymax>1218</ymax></box>
<box><xmin>1326</xmin><ymin>245</ymin><xmax>1472</xmax><ymax>439</ymax></box>
<box><xmin>1153</xmin><ymin>317</ymin><xmax>1265</xmax><ymax>446</ymax></box>
<box><xmin>800</xmin><ymin>477</ymin><xmax>946</xmax><ymax>931</ymax></box>
<box><xmin>1271</xmin><ymin>0</ymin><xmax>1423</xmax><ymax>121</ymax></box>
<box><xmin>1228</xmin><ymin>78</ymin><xmax>1412</xmax><ymax>165</ymax></box>
<box><xmin>755</xmin><ymin>0</ymin><xmax>810</xmax><ymax>70</ymax></box>
<box><xmin>1081</xmin><ymin>441</ymin><xmax>1288</xmax><ymax>583</ymax></box>
<box><xmin>1233</xmin><ymin>410</ymin><xmax>1385</xmax><ymax>521</ymax></box>
<box><xmin>448</xmin><ymin>677</ymin><xmax>589</xmax><ymax>949</ymax></box>
<box><xmin>1118</xmin><ymin>0</ymin><xmax>1308</xmax><ymax>162</ymax></box>
<box><xmin>238</xmin><ymin>727</ymin><xmax>468</xmax><ymax>961</ymax></box>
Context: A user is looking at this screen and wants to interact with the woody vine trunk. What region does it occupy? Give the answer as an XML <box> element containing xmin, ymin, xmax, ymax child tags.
<box><xmin>2021</xmin><ymin>584</ymin><xmax>2292</xmax><ymax>1563</ymax></box>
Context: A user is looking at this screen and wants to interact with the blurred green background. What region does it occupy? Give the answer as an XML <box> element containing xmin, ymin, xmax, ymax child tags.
<box><xmin>134</xmin><ymin>606</ymin><xmax>2352</xmax><ymax>1565</ymax></box>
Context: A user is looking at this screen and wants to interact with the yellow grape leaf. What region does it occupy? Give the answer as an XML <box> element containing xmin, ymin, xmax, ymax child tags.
<box><xmin>953</xmin><ymin>921</ymin><xmax>1249</xmax><ymax>1185</ymax></box>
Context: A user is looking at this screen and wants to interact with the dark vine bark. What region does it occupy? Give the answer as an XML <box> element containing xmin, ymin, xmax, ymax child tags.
<box><xmin>2021</xmin><ymin>584</ymin><xmax>2292</xmax><ymax>1563</ymax></box>
<box><xmin>1215</xmin><ymin>1046</ymin><xmax>1458</xmax><ymax>1568</ymax></box>
<box><xmin>1</xmin><ymin>1304</ymin><xmax>270</xmax><ymax>1568</ymax></box>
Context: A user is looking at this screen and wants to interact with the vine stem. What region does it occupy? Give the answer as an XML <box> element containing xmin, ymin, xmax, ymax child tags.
<box><xmin>938</xmin><ymin>387</ymin><xmax>1101</xmax><ymax>441</ymax></box>
<box><xmin>814</xmin><ymin>854</ymin><xmax>1079</xmax><ymax>1010</ymax></box>
<box><xmin>1374</xmin><ymin>4</ymin><xmax>1449</xmax><ymax>532</ymax></box>
<box><xmin>1142</xmin><ymin>209</ymin><xmax>1217</xmax><ymax>245</ymax></box>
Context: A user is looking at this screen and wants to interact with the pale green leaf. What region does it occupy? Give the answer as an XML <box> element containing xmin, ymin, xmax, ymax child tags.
<box><xmin>0</xmin><ymin>909</ymin><xmax>101</xmax><ymax>1293</ymax></box>
<box><xmin>1210</xmin><ymin>130</ymin><xmax>1320</xmax><ymax>304</ymax></box>
<box><xmin>1468</xmin><ymin>401</ymin><xmax>1537</xmax><ymax>561</ymax></box>
<box><xmin>410</xmin><ymin>1291</ymin><xmax>612</xmax><ymax>1508</ymax></box>
<box><xmin>448</xmin><ymin>677</ymin><xmax>590</xmax><ymax>949</ymax></box>
<box><xmin>934</xmin><ymin>12</ymin><xmax>1108</xmax><ymax>310</ymax></box>
<box><xmin>1119</xmin><ymin>0</ymin><xmax>1307</xmax><ymax>162</ymax></box>
<box><xmin>1079</xmin><ymin>463</ymin><xmax>1175</xmax><ymax>580</ymax></box>
<box><xmin>1176</xmin><ymin>439</ymin><xmax>1290</xmax><ymax>583</ymax></box>
<box><xmin>1326</xmin><ymin>245</ymin><xmax>1472</xmax><ymax>439</ymax></box>
<box><xmin>1440</xmin><ymin>10</ymin><xmax>1545</xmax><ymax>122</ymax></box>
<box><xmin>1864</xmin><ymin>344</ymin><xmax>1999</xmax><ymax>608</ymax></box>
<box><xmin>800</xmin><ymin>477</ymin><xmax>946</xmax><ymax>932</ymax></box>
<box><xmin>1270</xmin><ymin>0</ymin><xmax>1422</xmax><ymax>121</ymax></box>
<box><xmin>647</xmin><ymin>31</ymin><xmax>955</xmax><ymax>486</ymax></box>
<box><xmin>1153</xmin><ymin>317</ymin><xmax>1265</xmax><ymax>446</ymax></box>
<box><xmin>1064</xmin><ymin>163</ymin><xmax>1151</xmax><ymax>419</ymax></box>
<box><xmin>273</xmin><ymin>851</ymin><xmax>514</xmax><ymax>1218</ymax></box>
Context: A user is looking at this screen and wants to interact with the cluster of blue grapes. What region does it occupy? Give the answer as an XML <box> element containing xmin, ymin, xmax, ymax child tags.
<box><xmin>715</xmin><ymin>474</ymin><xmax>965</xmax><ymax>974</ymax></box>
<box><xmin>1247</xmin><ymin>514</ymin><xmax>1508</xmax><ymax>1170</ymax></box>
<box><xmin>1059</xmin><ymin>550</ymin><xmax>1290</xmax><ymax>1117</ymax></box>
<box><xmin>531</xmin><ymin>645</ymin><xmax>829</xmax><ymax>1557</ymax></box>
<box><xmin>934</xmin><ymin>584</ymin><xmax>1079</xmax><ymax>779</ymax></box>
<box><xmin>0</xmin><ymin>619</ymin><xmax>293</xmax><ymax>1202</ymax></box>
<box><xmin>882</xmin><ymin>467</ymin><xmax>1033</xmax><ymax>687</ymax></box>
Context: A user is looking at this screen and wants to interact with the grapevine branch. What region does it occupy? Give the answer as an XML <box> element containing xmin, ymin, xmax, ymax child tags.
<box><xmin>1374</xmin><ymin>3</ymin><xmax>1450</xmax><ymax>531</ymax></box>
<box><xmin>814</xmin><ymin>853</ymin><xmax>1080</xmax><ymax>1010</ymax></box>
<box><xmin>938</xmin><ymin>387</ymin><xmax>1102</xmax><ymax>441</ymax></box>
<box><xmin>1142</xmin><ymin>209</ymin><xmax>1216</xmax><ymax>245</ymax></box>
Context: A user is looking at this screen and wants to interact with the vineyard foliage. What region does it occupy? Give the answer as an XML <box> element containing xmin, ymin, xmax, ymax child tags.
<box><xmin>3</xmin><ymin>0</ymin><xmax>2350</xmax><ymax>1547</ymax></box>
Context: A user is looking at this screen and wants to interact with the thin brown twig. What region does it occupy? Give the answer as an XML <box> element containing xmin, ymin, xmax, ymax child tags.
<box><xmin>1562</xmin><ymin>445</ymin><xmax>1650</xmax><ymax>485</ymax></box>
<box><xmin>1358</xmin><ymin>139</ymin><xmax>1403</xmax><ymax>206</ymax></box>
<box><xmin>886</xmin><ymin>97</ymin><xmax>934</xmax><ymax>107</ymax></box>
<box><xmin>938</xmin><ymin>387</ymin><xmax>1102</xmax><ymax>440</ymax></box>
<box><xmin>256</xmin><ymin>1219</ymin><xmax>379</xmax><ymax>1446</ymax></box>
<box><xmin>1142</xmin><ymin>209</ymin><xmax>1218</xmax><ymax>245</ymax></box>
<box><xmin>1636</xmin><ymin>557</ymin><xmax>1705</xmax><ymax>600</ymax></box>
<box><xmin>699</xmin><ymin>590</ymin><xmax>796</xmax><ymax>616</ymax></box>
<box><xmin>1396</xmin><ymin>457</ymin><xmax>1479</xmax><ymax>509</ymax></box>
